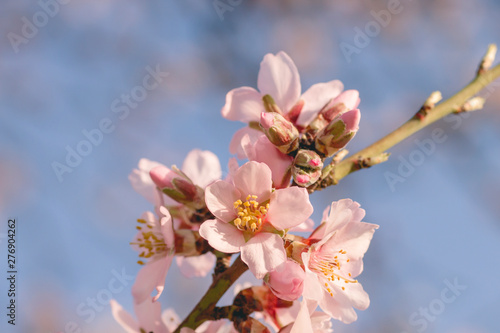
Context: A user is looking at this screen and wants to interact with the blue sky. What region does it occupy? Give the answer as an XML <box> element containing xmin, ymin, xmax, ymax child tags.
<box><xmin>1</xmin><ymin>1</ymin><xmax>500</xmax><ymax>332</ymax></box>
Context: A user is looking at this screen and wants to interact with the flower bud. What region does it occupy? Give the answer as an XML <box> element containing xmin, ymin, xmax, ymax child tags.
<box><xmin>150</xmin><ymin>165</ymin><xmax>205</xmax><ymax>209</ymax></box>
<box><xmin>315</xmin><ymin>109</ymin><xmax>360</xmax><ymax>157</ymax></box>
<box><xmin>321</xmin><ymin>90</ymin><xmax>360</xmax><ymax>122</ymax></box>
<box><xmin>292</xmin><ymin>150</ymin><xmax>323</xmax><ymax>187</ymax></box>
<box><xmin>260</xmin><ymin>112</ymin><xmax>300</xmax><ymax>154</ymax></box>
<box><xmin>264</xmin><ymin>260</ymin><xmax>305</xmax><ymax>301</ymax></box>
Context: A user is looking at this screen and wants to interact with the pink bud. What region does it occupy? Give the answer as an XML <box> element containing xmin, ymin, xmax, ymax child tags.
<box><xmin>149</xmin><ymin>165</ymin><xmax>175</xmax><ymax>189</ymax></box>
<box><xmin>295</xmin><ymin>174</ymin><xmax>311</xmax><ymax>185</ymax></box>
<box><xmin>292</xmin><ymin>149</ymin><xmax>323</xmax><ymax>187</ymax></box>
<box><xmin>322</xmin><ymin>90</ymin><xmax>360</xmax><ymax>122</ymax></box>
<box><xmin>265</xmin><ymin>260</ymin><xmax>305</xmax><ymax>301</ymax></box>
<box><xmin>315</xmin><ymin>109</ymin><xmax>360</xmax><ymax>157</ymax></box>
<box><xmin>259</xmin><ymin>112</ymin><xmax>300</xmax><ymax>154</ymax></box>
<box><xmin>333</xmin><ymin>89</ymin><xmax>360</xmax><ymax>110</ymax></box>
<box><xmin>260</xmin><ymin>112</ymin><xmax>275</xmax><ymax>129</ymax></box>
<box><xmin>150</xmin><ymin>166</ymin><xmax>204</xmax><ymax>209</ymax></box>
<box><xmin>340</xmin><ymin>108</ymin><xmax>361</xmax><ymax>133</ymax></box>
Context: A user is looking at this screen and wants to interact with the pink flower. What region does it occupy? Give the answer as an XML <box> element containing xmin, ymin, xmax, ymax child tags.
<box><xmin>199</xmin><ymin>161</ymin><xmax>313</xmax><ymax>278</ymax></box>
<box><xmin>129</xmin><ymin>150</ymin><xmax>220</xmax><ymax>280</ymax></box>
<box><xmin>110</xmin><ymin>298</ymin><xmax>170</xmax><ymax>333</ymax></box>
<box><xmin>221</xmin><ymin>51</ymin><xmax>344</xmax><ymax>128</ymax></box>
<box><xmin>131</xmin><ymin>207</ymin><xmax>174</xmax><ymax>304</ymax></box>
<box><xmin>129</xmin><ymin>149</ymin><xmax>222</xmax><ymax>206</ymax></box>
<box><xmin>265</xmin><ymin>260</ymin><xmax>305</xmax><ymax>301</ymax></box>
<box><xmin>302</xmin><ymin>199</ymin><xmax>378</xmax><ymax>324</ymax></box>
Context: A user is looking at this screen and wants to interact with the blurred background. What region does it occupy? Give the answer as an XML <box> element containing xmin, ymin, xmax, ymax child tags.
<box><xmin>1</xmin><ymin>0</ymin><xmax>499</xmax><ymax>332</ymax></box>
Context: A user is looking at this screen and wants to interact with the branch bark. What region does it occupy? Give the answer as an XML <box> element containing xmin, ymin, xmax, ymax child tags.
<box><xmin>325</xmin><ymin>62</ymin><xmax>500</xmax><ymax>186</ymax></box>
<box><xmin>174</xmin><ymin>255</ymin><xmax>248</xmax><ymax>332</ymax></box>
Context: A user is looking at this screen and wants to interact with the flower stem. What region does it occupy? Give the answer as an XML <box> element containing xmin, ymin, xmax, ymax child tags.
<box><xmin>174</xmin><ymin>255</ymin><xmax>248</xmax><ymax>332</ymax></box>
<box><xmin>327</xmin><ymin>62</ymin><xmax>500</xmax><ymax>185</ymax></box>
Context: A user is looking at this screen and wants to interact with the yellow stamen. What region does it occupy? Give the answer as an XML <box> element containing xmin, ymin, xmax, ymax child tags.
<box><xmin>232</xmin><ymin>195</ymin><xmax>268</xmax><ymax>232</ymax></box>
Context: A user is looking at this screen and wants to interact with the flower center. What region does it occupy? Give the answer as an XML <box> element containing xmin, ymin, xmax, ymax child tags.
<box><xmin>131</xmin><ymin>218</ymin><xmax>168</xmax><ymax>265</ymax></box>
<box><xmin>310</xmin><ymin>248</ymin><xmax>357</xmax><ymax>296</ymax></box>
<box><xmin>233</xmin><ymin>195</ymin><xmax>269</xmax><ymax>232</ymax></box>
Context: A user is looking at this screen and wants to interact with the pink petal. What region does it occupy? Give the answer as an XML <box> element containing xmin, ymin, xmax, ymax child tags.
<box><xmin>274</xmin><ymin>302</ymin><xmax>301</xmax><ymax>330</ymax></box>
<box><xmin>221</xmin><ymin>86</ymin><xmax>265</xmax><ymax>123</ymax></box>
<box><xmin>205</xmin><ymin>180</ymin><xmax>240</xmax><ymax>222</ymax></box>
<box><xmin>182</xmin><ymin>149</ymin><xmax>222</xmax><ymax>189</ymax></box>
<box><xmin>176</xmin><ymin>252</ymin><xmax>216</xmax><ymax>278</ymax></box>
<box><xmin>159</xmin><ymin>206</ymin><xmax>174</xmax><ymax>248</ymax></box>
<box><xmin>226</xmin><ymin>158</ymin><xmax>239</xmax><ymax>183</ymax></box>
<box><xmin>110</xmin><ymin>299</ymin><xmax>140</xmax><ymax>333</ymax></box>
<box><xmin>301</xmin><ymin>253</ymin><xmax>324</xmax><ymax>302</ymax></box>
<box><xmin>134</xmin><ymin>298</ymin><xmax>169</xmax><ymax>333</ymax></box>
<box><xmin>180</xmin><ymin>328</ymin><xmax>196</xmax><ymax>333</ymax></box>
<box><xmin>199</xmin><ymin>219</ymin><xmax>245</xmax><ymax>253</ymax></box>
<box><xmin>332</xmin><ymin>89</ymin><xmax>360</xmax><ymax>110</ymax></box>
<box><xmin>250</xmin><ymin>136</ymin><xmax>293</xmax><ymax>189</ymax></box>
<box><xmin>240</xmin><ymin>232</ymin><xmax>286</xmax><ymax>279</ymax></box>
<box><xmin>132</xmin><ymin>255</ymin><xmax>173</xmax><ymax>304</ymax></box>
<box><xmin>319</xmin><ymin>281</ymin><xmax>369</xmax><ymax>324</ymax></box>
<box><xmin>257</xmin><ymin>51</ymin><xmax>301</xmax><ymax>114</ymax></box>
<box><xmin>128</xmin><ymin>158</ymin><xmax>164</xmax><ymax>205</ymax></box>
<box><xmin>229</xmin><ymin>127</ymin><xmax>262</xmax><ymax>159</ymax></box>
<box><xmin>289</xmin><ymin>301</ymin><xmax>314</xmax><ymax>333</ymax></box>
<box><xmin>289</xmin><ymin>218</ymin><xmax>315</xmax><ymax>233</ymax></box>
<box><xmin>323</xmin><ymin>221</ymin><xmax>378</xmax><ymax>260</ymax></box>
<box><xmin>340</xmin><ymin>108</ymin><xmax>361</xmax><ymax>132</ymax></box>
<box><xmin>267</xmin><ymin>187</ymin><xmax>313</xmax><ymax>230</ymax></box>
<box><xmin>324</xmin><ymin>199</ymin><xmax>365</xmax><ymax>236</ymax></box>
<box><xmin>233</xmin><ymin>162</ymin><xmax>272</xmax><ymax>202</ymax></box>
<box><xmin>296</xmin><ymin>80</ymin><xmax>344</xmax><ymax>127</ymax></box>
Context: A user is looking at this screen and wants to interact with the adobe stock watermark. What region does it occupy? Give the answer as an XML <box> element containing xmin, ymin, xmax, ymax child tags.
<box><xmin>213</xmin><ymin>0</ymin><xmax>243</xmax><ymax>21</ymax></box>
<box><xmin>401</xmin><ymin>278</ymin><xmax>467</xmax><ymax>333</ymax></box>
<box><xmin>59</xmin><ymin>267</ymin><xmax>135</xmax><ymax>333</ymax></box>
<box><xmin>8</xmin><ymin>0</ymin><xmax>72</xmax><ymax>53</ymax></box>
<box><xmin>340</xmin><ymin>0</ymin><xmax>414</xmax><ymax>63</ymax></box>
<box><xmin>51</xmin><ymin>65</ymin><xmax>169</xmax><ymax>183</ymax></box>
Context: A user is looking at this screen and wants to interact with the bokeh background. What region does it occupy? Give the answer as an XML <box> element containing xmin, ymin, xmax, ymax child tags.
<box><xmin>1</xmin><ymin>0</ymin><xmax>499</xmax><ymax>332</ymax></box>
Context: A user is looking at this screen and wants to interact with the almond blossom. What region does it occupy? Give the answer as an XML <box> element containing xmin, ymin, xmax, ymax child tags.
<box><xmin>302</xmin><ymin>199</ymin><xmax>378</xmax><ymax>323</ymax></box>
<box><xmin>129</xmin><ymin>149</ymin><xmax>219</xmax><ymax>279</ymax></box>
<box><xmin>131</xmin><ymin>206</ymin><xmax>174</xmax><ymax>304</ymax></box>
<box><xmin>221</xmin><ymin>51</ymin><xmax>344</xmax><ymax>128</ymax></box>
<box><xmin>199</xmin><ymin>161</ymin><xmax>313</xmax><ymax>278</ymax></box>
<box><xmin>222</xmin><ymin>52</ymin><xmax>361</xmax><ymax>190</ymax></box>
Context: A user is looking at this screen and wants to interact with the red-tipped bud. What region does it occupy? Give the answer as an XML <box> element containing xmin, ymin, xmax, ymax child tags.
<box><xmin>260</xmin><ymin>112</ymin><xmax>300</xmax><ymax>154</ymax></box>
<box><xmin>292</xmin><ymin>149</ymin><xmax>323</xmax><ymax>187</ymax></box>
<box><xmin>321</xmin><ymin>90</ymin><xmax>360</xmax><ymax>122</ymax></box>
<box><xmin>315</xmin><ymin>109</ymin><xmax>360</xmax><ymax>157</ymax></box>
<box><xmin>264</xmin><ymin>260</ymin><xmax>305</xmax><ymax>301</ymax></box>
<box><xmin>150</xmin><ymin>166</ymin><xmax>205</xmax><ymax>209</ymax></box>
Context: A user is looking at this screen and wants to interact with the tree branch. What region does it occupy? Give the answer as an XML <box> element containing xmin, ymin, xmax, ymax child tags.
<box><xmin>323</xmin><ymin>55</ymin><xmax>500</xmax><ymax>187</ymax></box>
<box><xmin>174</xmin><ymin>256</ymin><xmax>248</xmax><ymax>332</ymax></box>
